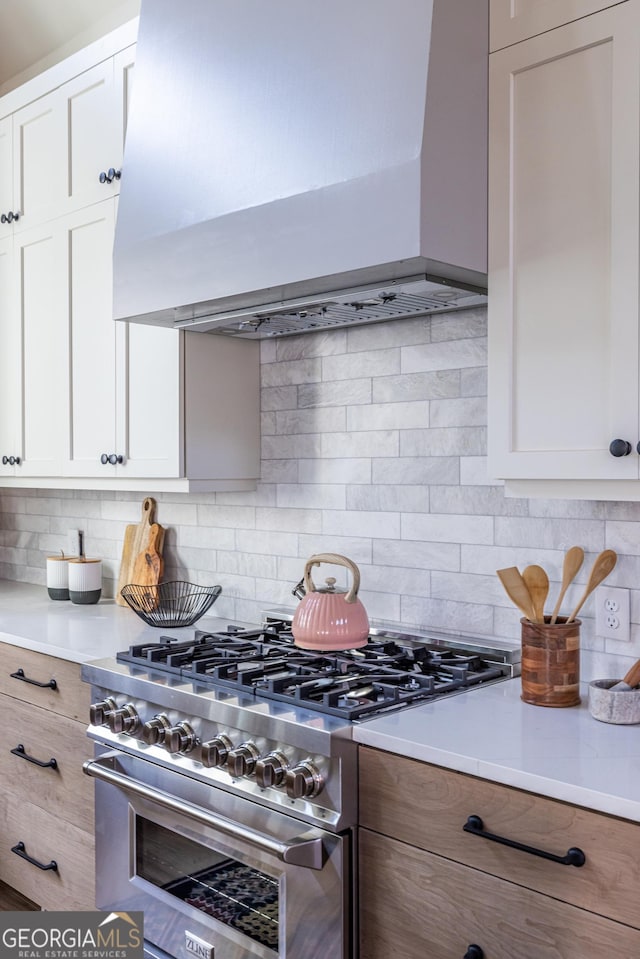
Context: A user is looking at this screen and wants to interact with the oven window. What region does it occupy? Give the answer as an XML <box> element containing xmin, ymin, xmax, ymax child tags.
<box><xmin>136</xmin><ymin>818</ymin><xmax>279</xmax><ymax>951</ymax></box>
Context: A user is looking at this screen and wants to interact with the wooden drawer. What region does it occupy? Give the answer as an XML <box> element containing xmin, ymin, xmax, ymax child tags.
<box><xmin>0</xmin><ymin>794</ymin><xmax>95</xmax><ymax>911</ymax></box>
<box><xmin>359</xmin><ymin>746</ymin><xmax>640</xmax><ymax>929</ymax></box>
<box><xmin>0</xmin><ymin>643</ymin><xmax>90</xmax><ymax>720</ymax></box>
<box><xmin>490</xmin><ymin>0</ymin><xmax>625</xmax><ymax>50</ymax></box>
<box><xmin>0</xmin><ymin>696</ymin><xmax>94</xmax><ymax>833</ymax></box>
<box><xmin>360</xmin><ymin>829</ymin><xmax>640</xmax><ymax>959</ymax></box>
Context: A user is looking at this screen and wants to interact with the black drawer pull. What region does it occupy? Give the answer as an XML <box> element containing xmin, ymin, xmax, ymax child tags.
<box><xmin>11</xmin><ymin>841</ymin><xmax>58</xmax><ymax>872</ymax></box>
<box><xmin>11</xmin><ymin>743</ymin><xmax>58</xmax><ymax>769</ymax></box>
<box><xmin>10</xmin><ymin>668</ymin><xmax>57</xmax><ymax>690</ymax></box>
<box><xmin>463</xmin><ymin>815</ymin><xmax>586</xmax><ymax>867</ymax></box>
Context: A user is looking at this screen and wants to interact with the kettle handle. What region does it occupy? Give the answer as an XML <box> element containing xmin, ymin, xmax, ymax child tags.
<box><xmin>303</xmin><ymin>553</ymin><xmax>361</xmax><ymax>604</ymax></box>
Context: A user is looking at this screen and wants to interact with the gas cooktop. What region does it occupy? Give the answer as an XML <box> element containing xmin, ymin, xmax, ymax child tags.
<box><xmin>115</xmin><ymin>614</ymin><xmax>519</xmax><ymax>722</ymax></box>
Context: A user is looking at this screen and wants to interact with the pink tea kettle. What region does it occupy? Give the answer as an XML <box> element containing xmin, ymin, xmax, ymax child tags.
<box><xmin>291</xmin><ymin>553</ymin><xmax>369</xmax><ymax>651</ymax></box>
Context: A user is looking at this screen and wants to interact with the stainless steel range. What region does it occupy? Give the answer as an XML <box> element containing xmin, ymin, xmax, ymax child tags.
<box><xmin>82</xmin><ymin>612</ymin><xmax>519</xmax><ymax>959</ymax></box>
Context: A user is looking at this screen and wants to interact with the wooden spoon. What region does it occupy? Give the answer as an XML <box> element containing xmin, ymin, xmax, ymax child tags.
<box><xmin>522</xmin><ymin>565</ymin><xmax>549</xmax><ymax>624</ymax></box>
<box><xmin>610</xmin><ymin>658</ymin><xmax>640</xmax><ymax>691</ymax></box>
<box><xmin>496</xmin><ymin>567</ymin><xmax>536</xmax><ymax>622</ymax></box>
<box><xmin>566</xmin><ymin>549</ymin><xmax>617</xmax><ymax>623</ymax></box>
<box><xmin>550</xmin><ymin>546</ymin><xmax>585</xmax><ymax>624</ymax></box>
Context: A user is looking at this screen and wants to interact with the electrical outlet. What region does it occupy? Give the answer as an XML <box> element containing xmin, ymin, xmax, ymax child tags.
<box><xmin>595</xmin><ymin>585</ymin><xmax>630</xmax><ymax>641</ymax></box>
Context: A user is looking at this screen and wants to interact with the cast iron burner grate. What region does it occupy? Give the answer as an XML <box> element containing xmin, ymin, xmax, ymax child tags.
<box><xmin>116</xmin><ymin>621</ymin><xmax>507</xmax><ymax>721</ymax></box>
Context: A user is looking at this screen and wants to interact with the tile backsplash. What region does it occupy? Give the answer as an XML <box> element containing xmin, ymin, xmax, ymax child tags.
<box><xmin>1</xmin><ymin>305</ymin><xmax>639</xmax><ymax>681</ymax></box>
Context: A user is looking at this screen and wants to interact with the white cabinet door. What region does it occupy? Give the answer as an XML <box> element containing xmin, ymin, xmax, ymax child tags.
<box><xmin>488</xmin><ymin>4</ymin><xmax>640</xmax><ymax>482</ymax></box>
<box><xmin>62</xmin><ymin>60</ymin><xmax>121</xmax><ymax>211</ymax></box>
<box><xmin>62</xmin><ymin>46</ymin><xmax>136</xmax><ymax>212</ymax></box>
<box><xmin>0</xmin><ymin>235</ymin><xmax>20</xmax><ymax>475</ymax></box>
<box><xmin>17</xmin><ymin>222</ymin><xmax>69</xmax><ymax>476</ymax></box>
<box><xmin>118</xmin><ymin>323</ymin><xmax>183</xmax><ymax>478</ymax></box>
<box><xmin>62</xmin><ymin>198</ymin><xmax>182</xmax><ymax>479</ymax></box>
<box><xmin>64</xmin><ymin>201</ymin><xmax>119</xmax><ymax>477</ymax></box>
<box><xmin>490</xmin><ymin>0</ymin><xmax>627</xmax><ymax>50</ymax></box>
<box><xmin>11</xmin><ymin>90</ymin><xmax>65</xmax><ymax>231</ymax></box>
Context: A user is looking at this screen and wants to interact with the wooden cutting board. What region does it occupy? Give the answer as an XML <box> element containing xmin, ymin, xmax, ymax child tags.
<box><xmin>131</xmin><ymin>524</ymin><xmax>164</xmax><ymax>587</ymax></box>
<box><xmin>115</xmin><ymin>497</ymin><xmax>166</xmax><ymax>605</ymax></box>
<box><xmin>130</xmin><ymin>524</ymin><xmax>165</xmax><ymax>611</ymax></box>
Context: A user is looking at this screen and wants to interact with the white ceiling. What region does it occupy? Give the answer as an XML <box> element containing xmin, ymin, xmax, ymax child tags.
<box><xmin>0</xmin><ymin>0</ymin><xmax>141</xmax><ymax>93</ymax></box>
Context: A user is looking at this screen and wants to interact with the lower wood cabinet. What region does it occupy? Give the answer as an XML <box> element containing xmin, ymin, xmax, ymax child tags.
<box><xmin>359</xmin><ymin>746</ymin><xmax>640</xmax><ymax>958</ymax></box>
<box><xmin>0</xmin><ymin>642</ymin><xmax>95</xmax><ymax>910</ymax></box>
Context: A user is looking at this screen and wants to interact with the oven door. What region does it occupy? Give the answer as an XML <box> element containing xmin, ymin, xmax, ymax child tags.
<box><xmin>85</xmin><ymin>747</ymin><xmax>351</xmax><ymax>959</ymax></box>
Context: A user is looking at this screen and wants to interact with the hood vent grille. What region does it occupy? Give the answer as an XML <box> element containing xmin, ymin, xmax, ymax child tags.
<box><xmin>173</xmin><ymin>277</ymin><xmax>487</xmax><ymax>338</ymax></box>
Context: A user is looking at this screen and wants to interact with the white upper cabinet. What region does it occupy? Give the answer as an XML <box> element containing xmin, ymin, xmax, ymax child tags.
<box><xmin>0</xmin><ymin>22</ymin><xmax>260</xmax><ymax>492</ymax></box>
<box><xmin>490</xmin><ymin>0</ymin><xmax>626</xmax><ymax>50</ymax></box>
<box><xmin>488</xmin><ymin>2</ymin><xmax>640</xmax><ymax>499</ymax></box>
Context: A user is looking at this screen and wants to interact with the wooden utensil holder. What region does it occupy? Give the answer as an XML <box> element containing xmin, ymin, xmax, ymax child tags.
<box><xmin>521</xmin><ymin>616</ymin><xmax>581</xmax><ymax>707</ymax></box>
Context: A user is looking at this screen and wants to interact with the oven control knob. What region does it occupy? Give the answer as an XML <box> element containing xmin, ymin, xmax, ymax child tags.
<box><xmin>89</xmin><ymin>697</ymin><xmax>117</xmax><ymax>726</ymax></box>
<box><xmin>255</xmin><ymin>751</ymin><xmax>290</xmax><ymax>789</ymax></box>
<box><xmin>165</xmin><ymin>722</ymin><xmax>197</xmax><ymax>754</ymax></box>
<box><xmin>108</xmin><ymin>703</ymin><xmax>140</xmax><ymax>735</ymax></box>
<box><xmin>227</xmin><ymin>741</ymin><xmax>260</xmax><ymax>778</ymax></box>
<box><xmin>285</xmin><ymin>761</ymin><xmax>324</xmax><ymax>799</ymax></box>
<box><xmin>142</xmin><ymin>714</ymin><xmax>171</xmax><ymax>745</ymax></box>
<box><xmin>201</xmin><ymin>734</ymin><xmax>233</xmax><ymax>768</ymax></box>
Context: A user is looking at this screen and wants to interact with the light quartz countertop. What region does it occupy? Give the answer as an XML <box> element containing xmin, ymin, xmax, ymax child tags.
<box><xmin>353</xmin><ymin>675</ymin><xmax>640</xmax><ymax>823</ymax></box>
<box><xmin>1</xmin><ymin>580</ymin><xmax>639</xmax><ymax>823</ymax></box>
<box><xmin>0</xmin><ymin>580</ymin><xmax>237</xmax><ymax>662</ymax></box>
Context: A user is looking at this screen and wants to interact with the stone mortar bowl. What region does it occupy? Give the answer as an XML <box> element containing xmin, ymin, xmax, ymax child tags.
<box><xmin>588</xmin><ymin>679</ymin><xmax>640</xmax><ymax>725</ymax></box>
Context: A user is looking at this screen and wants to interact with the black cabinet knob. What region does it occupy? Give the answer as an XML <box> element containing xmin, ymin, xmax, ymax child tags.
<box><xmin>99</xmin><ymin>167</ymin><xmax>122</xmax><ymax>184</ymax></box>
<box><xmin>1</xmin><ymin>456</ymin><xmax>7</xmax><ymax>465</ymax></box>
<box><xmin>464</xmin><ymin>947</ymin><xmax>484</xmax><ymax>959</ymax></box>
<box><xmin>609</xmin><ymin>439</ymin><xmax>632</xmax><ymax>457</ymax></box>
<box><xmin>0</xmin><ymin>214</ymin><xmax>6</xmax><ymax>224</ymax></box>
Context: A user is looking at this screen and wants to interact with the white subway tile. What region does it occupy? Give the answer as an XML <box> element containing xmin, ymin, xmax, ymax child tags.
<box><xmin>347</xmin><ymin>485</ymin><xmax>429</xmax><ymax>513</ymax></box>
<box><xmin>298</xmin><ymin>379</ymin><xmax>371</xmax><ymax>408</ymax></box>
<box><xmin>276</xmin><ymin>408</ymin><xmax>346</xmax><ymax>434</ymax></box>
<box><xmin>262</xmin><ymin>357</ymin><xmax>321</xmax><ymax>387</ymax></box>
<box><xmin>402</xmin><ymin>513</ymin><xmax>494</xmax><ymax>545</ymax></box>
<box><xmin>347</xmin><ymin>401</ymin><xmax>430</xmax><ymax>431</ymax></box>
<box><xmin>276</xmin><ymin>484</ymin><xmax>346</xmax><ymax>510</ymax></box>
<box><xmin>257</xmin><ymin>507</ymin><xmax>322</xmax><ymax>533</ymax></box>
<box><xmin>402</xmin><ymin>337</ymin><xmax>487</xmax><ymax>374</ymax></box>
<box><xmin>374</xmin><ymin>539</ymin><xmax>459</xmax><ymax>572</ymax></box>
<box><xmin>320</xmin><ymin>431</ymin><xmax>398</xmax><ymax>458</ymax></box>
<box><xmin>298</xmin><ymin>458</ymin><xmax>371</xmax><ymax>484</ymax></box>
<box><xmin>322</xmin><ymin>348</ymin><xmax>400</xmax><ymax>381</ymax></box>
<box><xmin>372</xmin><ymin>370</ymin><xmax>460</xmax><ymax>403</ymax></box>
<box><xmin>322</xmin><ymin>509</ymin><xmax>400</xmax><ymax>539</ymax></box>
<box><xmin>372</xmin><ymin>457</ymin><xmax>459</xmax><ymax>485</ymax></box>
<box><xmin>400</xmin><ymin>427</ymin><xmax>486</xmax><ymax>457</ymax></box>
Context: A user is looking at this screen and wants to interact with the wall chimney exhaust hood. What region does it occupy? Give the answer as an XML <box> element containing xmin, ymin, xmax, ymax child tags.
<box><xmin>113</xmin><ymin>0</ymin><xmax>488</xmax><ymax>338</ymax></box>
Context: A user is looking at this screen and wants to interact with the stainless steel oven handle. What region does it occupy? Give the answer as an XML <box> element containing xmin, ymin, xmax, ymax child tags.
<box><xmin>83</xmin><ymin>756</ymin><xmax>328</xmax><ymax>870</ymax></box>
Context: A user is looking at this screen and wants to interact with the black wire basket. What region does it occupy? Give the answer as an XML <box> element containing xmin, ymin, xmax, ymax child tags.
<box><xmin>120</xmin><ymin>581</ymin><xmax>222</xmax><ymax>628</ymax></box>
